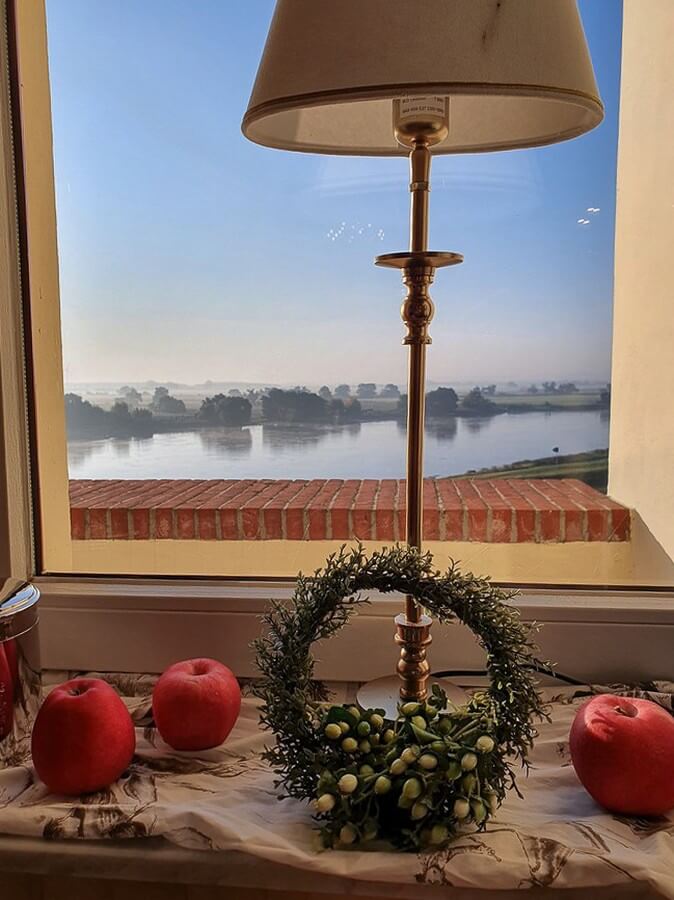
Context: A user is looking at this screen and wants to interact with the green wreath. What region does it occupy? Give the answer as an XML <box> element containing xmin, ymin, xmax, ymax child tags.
<box><xmin>254</xmin><ymin>545</ymin><xmax>546</xmax><ymax>851</ymax></box>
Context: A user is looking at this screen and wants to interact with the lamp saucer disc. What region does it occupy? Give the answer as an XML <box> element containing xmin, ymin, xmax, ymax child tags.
<box><xmin>356</xmin><ymin>675</ymin><xmax>468</xmax><ymax>720</ymax></box>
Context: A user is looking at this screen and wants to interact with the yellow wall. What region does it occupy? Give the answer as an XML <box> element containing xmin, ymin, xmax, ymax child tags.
<box><xmin>70</xmin><ymin>532</ymin><xmax>674</xmax><ymax>586</ymax></box>
<box><xmin>608</xmin><ymin>0</ymin><xmax>674</xmax><ymax>562</ymax></box>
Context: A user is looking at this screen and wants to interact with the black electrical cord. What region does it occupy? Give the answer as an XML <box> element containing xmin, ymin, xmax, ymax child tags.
<box><xmin>432</xmin><ymin>659</ymin><xmax>586</xmax><ymax>687</ymax></box>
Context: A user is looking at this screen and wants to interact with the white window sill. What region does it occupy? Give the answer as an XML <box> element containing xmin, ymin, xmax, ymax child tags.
<box><xmin>35</xmin><ymin>577</ymin><xmax>674</xmax><ymax>684</ymax></box>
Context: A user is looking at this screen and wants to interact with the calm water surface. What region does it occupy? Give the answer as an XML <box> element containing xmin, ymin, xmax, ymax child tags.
<box><xmin>68</xmin><ymin>411</ymin><xmax>609</xmax><ymax>480</ymax></box>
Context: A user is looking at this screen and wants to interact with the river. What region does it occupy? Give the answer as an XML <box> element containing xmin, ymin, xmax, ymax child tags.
<box><xmin>67</xmin><ymin>410</ymin><xmax>609</xmax><ymax>480</ymax></box>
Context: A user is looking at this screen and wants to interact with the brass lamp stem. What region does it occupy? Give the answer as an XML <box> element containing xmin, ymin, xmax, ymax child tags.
<box><xmin>376</xmin><ymin>135</ymin><xmax>463</xmax><ymax>704</ymax></box>
<box><xmin>404</xmin><ymin>139</ymin><xmax>432</xmax><ymax>625</ymax></box>
<box><xmin>409</xmin><ymin>140</ymin><xmax>431</xmax><ymax>253</ymax></box>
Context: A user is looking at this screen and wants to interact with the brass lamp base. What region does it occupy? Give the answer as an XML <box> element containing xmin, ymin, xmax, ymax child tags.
<box><xmin>358</xmin><ymin>610</ymin><xmax>468</xmax><ymax>716</ymax></box>
<box><xmin>395</xmin><ymin>612</ymin><xmax>433</xmax><ymax>702</ymax></box>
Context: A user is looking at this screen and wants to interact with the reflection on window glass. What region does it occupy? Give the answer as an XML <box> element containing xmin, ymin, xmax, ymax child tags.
<box><xmin>47</xmin><ymin>0</ymin><xmax>621</xmax><ymax>492</ymax></box>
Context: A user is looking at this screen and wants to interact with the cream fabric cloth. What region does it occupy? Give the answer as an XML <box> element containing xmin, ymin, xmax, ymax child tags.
<box><xmin>0</xmin><ymin>675</ymin><xmax>673</xmax><ymax>898</ymax></box>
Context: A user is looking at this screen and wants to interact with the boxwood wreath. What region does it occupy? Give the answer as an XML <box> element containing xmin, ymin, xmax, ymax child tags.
<box><xmin>254</xmin><ymin>545</ymin><xmax>546</xmax><ymax>851</ymax></box>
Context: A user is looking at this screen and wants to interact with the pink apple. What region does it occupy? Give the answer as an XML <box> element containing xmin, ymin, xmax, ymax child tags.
<box><xmin>570</xmin><ymin>693</ymin><xmax>674</xmax><ymax>815</ymax></box>
<box><xmin>31</xmin><ymin>677</ymin><xmax>136</xmax><ymax>795</ymax></box>
<box><xmin>153</xmin><ymin>658</ymin><xmax>241</xmax><ymax>751</ymax></box>
<box><xmin>0</xmin><ymin>645</ymin><xmax>13</xmax><ymax>740</ymax></box>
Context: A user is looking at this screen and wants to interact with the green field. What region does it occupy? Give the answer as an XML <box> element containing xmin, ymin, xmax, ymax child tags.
<box><xmin>358</xmin><ymin>397</ymin><xmax>400</xmax><ymax>412</ymax></box>
<box><xmin>492</xmin><ymin>392</ymin><xmax>601</xmax><ymax>408</ymax></box>
<box><xmin>460</xmin><ymin>449</ymin><xmax>608</xmax><ymax>491</ymax></box>
<box><xmin>360</xmin><ymin>391</ymin><xmax>604</xmax><ymax>413</ymax></box>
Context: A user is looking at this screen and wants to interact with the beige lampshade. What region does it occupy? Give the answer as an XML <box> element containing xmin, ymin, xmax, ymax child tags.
<box><xmin>242</xmin><ymin>0</ymin><xmax>603</xmax><ymax>156</ymax></box>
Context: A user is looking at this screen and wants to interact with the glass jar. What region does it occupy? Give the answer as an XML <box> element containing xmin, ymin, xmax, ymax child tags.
<box><xmin>0</xmin><ymin>584</ymin><xmax>41</xmax><ymax>767</ymax></box>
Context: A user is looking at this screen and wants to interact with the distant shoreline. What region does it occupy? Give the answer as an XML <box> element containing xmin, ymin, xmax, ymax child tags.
<box><xmin>66</xmin><ymin>402</ymin><xmax>609</xmax><ymax>442</ymax></box>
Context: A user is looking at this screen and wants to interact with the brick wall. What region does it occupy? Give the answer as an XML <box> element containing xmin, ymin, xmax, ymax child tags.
<box><xmin>69</xmin><ymin>478</ymin><xmax>630</xmax><ymax>543</ymax></box>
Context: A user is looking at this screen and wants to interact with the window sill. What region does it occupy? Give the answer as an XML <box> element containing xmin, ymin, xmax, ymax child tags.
<box><xmin>35</xmin><ymin>576</ymin><xmax>674</xmax><ymax>684</ymax></box>
<box><xmin>69</xmin><ymin>477</ymin><xmax>630</xmax><ymax>544</ymax></box>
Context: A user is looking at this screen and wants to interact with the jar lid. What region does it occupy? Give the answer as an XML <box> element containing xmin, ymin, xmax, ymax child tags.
<box><xmin>0</xmin><ymin>583</ymin><xmax>39</xmax><ymax>640</ymax></box>
<box><xmin>0</xmin><ymin>584</ymin><xmax>40</xmax><ymax>617</ymax></box>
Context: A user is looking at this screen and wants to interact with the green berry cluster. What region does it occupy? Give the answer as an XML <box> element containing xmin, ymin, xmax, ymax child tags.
<box><xmin>312</xmin><ymin>685</ymin><xmax>502</xmax><ymax>851</ymax></box>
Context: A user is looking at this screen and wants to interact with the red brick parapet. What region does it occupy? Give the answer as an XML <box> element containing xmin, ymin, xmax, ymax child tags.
<box><xmin>69</xmin><ymin>478</ymin><xmax>630</xmax><ymax>543</ymax></box>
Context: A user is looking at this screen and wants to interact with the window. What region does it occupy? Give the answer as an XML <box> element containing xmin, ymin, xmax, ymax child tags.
<box><xmin>11</xmin><ymin>0</ymin><xmax>674</xmax><ymax>588</ymax></box>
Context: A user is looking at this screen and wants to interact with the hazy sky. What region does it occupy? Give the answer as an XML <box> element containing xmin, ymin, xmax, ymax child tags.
<box><xmin>46</xmin><ymin>0</ymin><xmax>622</xmax><ymax>387</ymax></box>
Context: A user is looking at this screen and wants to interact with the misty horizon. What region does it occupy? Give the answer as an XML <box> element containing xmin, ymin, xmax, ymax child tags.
<box><xmin>65</xmin><ymin>376</ymin><xmax>611</xmax><ymax>394</ymax></box>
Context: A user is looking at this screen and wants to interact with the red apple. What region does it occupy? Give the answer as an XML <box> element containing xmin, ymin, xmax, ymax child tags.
<box><xmin>570</xmin><ymin>694</ymin><xmax>674</xmax><ymax>815</ymax></box>
<box><xmin>0</xmin><ymin>645</ymin><xmax>13</xmax><ymax>740</ymax></box>
<box><xmin>31</xmin><ymin>677</ymin><xmax>135</xmax><ymax>795</ymax></box>
<box><xmin>153</xmin><ymin>658</ymin><xmax>241</xmax><ymax>751</ymax></box>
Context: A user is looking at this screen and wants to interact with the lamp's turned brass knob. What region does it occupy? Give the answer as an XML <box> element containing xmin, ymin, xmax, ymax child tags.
<box><xmin>395</xmin><ymin>612</ymin><xmax>433</xmax><ymax>703</ymax></box>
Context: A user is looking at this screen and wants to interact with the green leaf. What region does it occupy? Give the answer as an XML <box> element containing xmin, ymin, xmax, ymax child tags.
<box><xmin>411</xmin><ymin>724</ymin><xmax>439</xmax><ymax>745</ymax></box>
<box><xmin>325</xmin><ymin>705</ymin><xmax>358</xmax><ymax>729</ymax></box>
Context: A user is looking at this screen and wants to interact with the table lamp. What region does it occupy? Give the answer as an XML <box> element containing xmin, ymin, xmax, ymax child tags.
<box><xmin>242</xmin><ymin>0</ymin><xmax>603</xmax><ymax>707</ymax></box>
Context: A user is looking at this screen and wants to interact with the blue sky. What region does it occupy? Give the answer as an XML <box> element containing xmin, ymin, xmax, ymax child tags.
<box><xmin>46</xmin><ymin>0</ymin><xmax>622</xmax><ymax>387</ymax></box>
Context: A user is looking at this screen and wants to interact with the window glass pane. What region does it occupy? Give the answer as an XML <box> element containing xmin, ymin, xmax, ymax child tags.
<box><xmin>41</xmin><ymin>0</ymin><xmax>658</xmax><ymax>584</ymax></box>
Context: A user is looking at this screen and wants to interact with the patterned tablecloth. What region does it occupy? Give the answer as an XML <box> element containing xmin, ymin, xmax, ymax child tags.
<box><xmin>0</xmin><ymin>675</ymin><xmax>673</xmax><ymax>898</ymax></box>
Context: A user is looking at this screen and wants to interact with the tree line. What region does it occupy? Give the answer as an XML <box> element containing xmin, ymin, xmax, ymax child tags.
<box><xmin>65</xmin><ymin>393</ymin><xmax>155</xmax><ymax>438</ymax></box>
<box><xmin>198</xmin><ymin>389</ymin><xmax>363</xmax><ymax>427</ymax></box>
<box><xmin>67</xmin><ymin>377</ymin><xmax>613</xmax><ymax>441</ymax></box>
<box><xmin>66</xmin><ymin>383</ymin><xmax>506</xmax><ymax>439</ymax></box>
<box><xmin>397</xmin><ymin>386</ymin><xmax>497</xmax><ymax>418</ymax></box>
<box><xmin>526</xmin><ymin>381</ymin><xmax>580</xmax><ymax>395</ymax></box>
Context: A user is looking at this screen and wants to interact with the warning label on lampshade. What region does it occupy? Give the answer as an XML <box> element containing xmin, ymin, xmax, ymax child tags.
<box><xmin>396</xmin><ymin>96</ymin><xmax>448</xmax><ymax>122</ymax></box>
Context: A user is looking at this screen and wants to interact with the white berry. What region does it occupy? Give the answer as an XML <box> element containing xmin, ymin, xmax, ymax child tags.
<box><xmin>338</xmin><ymin>774</ymin><xmax>358</xmax><ymax>794</ymax></box>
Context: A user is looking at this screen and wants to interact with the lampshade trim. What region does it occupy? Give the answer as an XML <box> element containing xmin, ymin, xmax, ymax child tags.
<box><xmin>242</xmin><ymin>81</ymin><xmax>603</xmax><ymax>156</ymax></box>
